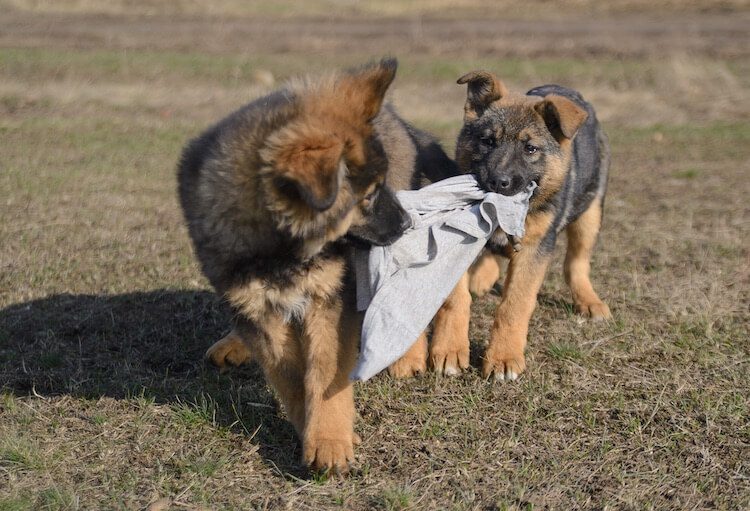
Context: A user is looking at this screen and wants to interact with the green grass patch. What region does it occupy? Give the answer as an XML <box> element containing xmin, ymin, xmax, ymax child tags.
<box><xmin>672</xmin><ymin>168</ymin><xmax>700</xmax><ymax>179</ymax></box>
<box><xmin>184</xmin><ymin>454</ymin><xmax>225</xmax><ymax>478</ymax></box>
<box><xmin>609</xmin><ymin>122</ymin><xmax>750</xmax><ymax>162</ymax></box>
<box><xmin>0</xmin><ymin>47</ymin><xmax>677</xmax><ymax>89</ymax></box>
<box><xmin>546</xmin><ymin>342</ymin><xmax>583</xmax><ymax>361</ymax></box>
<box><xmin>173</xmin><ymin>394</ymin><xmax>219</xmax><ymax>428</ymax></box>
<box><xmin>372</xmin><ymin>487</ymin><xmax>413</xmax><ymax>511</ymax></box>
<box><xmin>0</xmin><ymin>440</ymin><xmax>43</xmax><ymax>472</ymax></box>
<box><xmin>0</xmin><ymin>115</ymin><xmax>193</xmax><ymax>199</ymax></box>
<box><xmin>0</xmin><ymin>496</ymin><xmax>34</xmax><ymax>511</ymax></box>
<box><xmin>36</xmin><ymin>489</ymin><xmax>75</xmax><ymax>511</ymax></box>
<box><xmin>90</xmin><ymin>414</ymin><xmax>107</xmax><ymax>426</ymax></box>
<box><xmin>0</xmin><ymin>392</ymin><xmax>17</xmax><ymax>412</ymax></box>
<box><xmin>420</xmin><ymin>418</ymin><xmax>447</xmax><ymax>439</ymax></box>
<box><xmin>38</xmin><ymin>352</ymin><xmax>64</xmax><ymax>369</ymax></box>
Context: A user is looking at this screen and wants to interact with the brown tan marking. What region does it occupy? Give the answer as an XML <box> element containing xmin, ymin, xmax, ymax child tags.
<box><xmin>225</xmin><ymin>257</ymin><xmax>345</xmax><ymax>323</ymax></box>
<box><xmin>530</xmin><ymin>150</ymin><xmax>569</xmax><ymax>208</ymax></box>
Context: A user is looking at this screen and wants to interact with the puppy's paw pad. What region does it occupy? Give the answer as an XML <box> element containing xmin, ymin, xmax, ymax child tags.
<box><xmin>430</xmin><ymin>349</ymin><xmax>469</xmax><ymax>376</ymax></box>
<box><xmin>482</xmin><ymin>354</ymin><xmax>526</xmax><ymax>382</ymax></box>
<box><xmin>304</xmin><ymin>438</ymin><xmax>354</xmax><ymax>476</ymax></box>
<box><xmin>205</xmin><ymin>334</ymin><xmax>251</xmax><ymax>371</ymax></box>
<box><xmin>388</xmin><ymin>355</ymin><xmax>427</xmax><ymax>379</ymax></box>
<box><xmin>576</xmin><ymin>301</ymin><xmax>612</xmax><ymax>321</ymax></box>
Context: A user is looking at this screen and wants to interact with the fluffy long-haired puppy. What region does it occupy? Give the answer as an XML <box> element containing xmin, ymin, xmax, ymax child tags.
<box><xmin>178</xmin><ymin>58</ymin><xmax>455</xmax><ymax>474</ymax></box>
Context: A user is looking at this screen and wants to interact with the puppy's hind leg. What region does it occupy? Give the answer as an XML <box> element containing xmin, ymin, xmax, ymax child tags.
<box><xmin>205</xmin><ymin>328</ymin><xmax>252</xmax><ymax>371</ymax></box>
<box><xmin>564</xmin><ymin>197</ymin><xmax>611</xmax><ymax>321</ymax></box>
<box><xmin>469</xmin><ymin>251</ymin><xmax>503</xmax><ymax>297</ymax></box>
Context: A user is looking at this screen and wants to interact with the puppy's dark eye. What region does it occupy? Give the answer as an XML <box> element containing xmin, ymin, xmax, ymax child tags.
<box><xmin>524</xmin><ymin>143</ymin><xmax>538</xmax><ymax>154</ymax></box>
<box><xmin>480</xmin><ymin>136</ymin><xmax>495</xmax><ymax>147</ymax></box>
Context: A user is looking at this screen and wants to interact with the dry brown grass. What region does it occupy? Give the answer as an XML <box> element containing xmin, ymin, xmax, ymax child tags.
<box><xmin>1</xmin><ymin>3</ymin><xmax>749</xmax><ymax>510</ymax></box>
<box><xmin>3</xmin><ymin>0</ymin><xmax>749</xmax><ymax>17</ymax></box>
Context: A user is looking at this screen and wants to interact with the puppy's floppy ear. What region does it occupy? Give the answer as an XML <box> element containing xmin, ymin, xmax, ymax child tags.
<box><xmin>457</xmin><ymin>70</ymin><xmax>508</xmax><ymax>120</ymax></box>
<box><xmin>340</xmin><ymin>57</ymin><xmax>398</xmax><ymax>121</ymax></box>
<box><xmin>271</xmin><ymin>132</ymin><xmax>345</xmax><ymax>211</ymax></box>
<box><xmin>534</xmin><ymin>94</ymin><xmax>588</xmax><ymax>142</ymax></box>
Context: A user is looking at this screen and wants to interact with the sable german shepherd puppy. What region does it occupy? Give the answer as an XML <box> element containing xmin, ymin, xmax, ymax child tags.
<box><xmin>178</xmin><ymin>58</ymin><xmax>456</xmax><ymax>473</ymax></box>
<box><xmin>406</xmin><ymin>70</ymin><xmax>612</xmax><ymax>381</ymax></box>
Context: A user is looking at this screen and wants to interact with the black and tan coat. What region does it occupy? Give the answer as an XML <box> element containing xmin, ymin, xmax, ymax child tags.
<box><xmin>178</xmin><ymin>59</ymin><xmax>456</xmax><ymax>474</ymax></box>
<box><xmin>392</xmin><ymin>71</ymin><xmax>612</xmax><ymax>381</ymax></box>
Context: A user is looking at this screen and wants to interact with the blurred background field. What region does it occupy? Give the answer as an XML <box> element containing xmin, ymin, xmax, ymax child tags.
<box><xmin>0</xmin><ymin>1</ymin><xmax>748</xmax><ymax>510</ymax></box>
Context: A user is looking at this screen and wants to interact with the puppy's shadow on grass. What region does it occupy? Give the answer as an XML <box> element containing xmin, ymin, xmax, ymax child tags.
<box><xmin>0</xmin><ymin>290</ymin><xmax>306</xmax><ymax>478</ymax></box>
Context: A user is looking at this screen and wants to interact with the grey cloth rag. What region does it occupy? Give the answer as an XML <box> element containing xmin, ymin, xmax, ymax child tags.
<box><xmin>351</xmin><ymin>174</ymin><xmax>535</xmax><ymax>381</ymax></box>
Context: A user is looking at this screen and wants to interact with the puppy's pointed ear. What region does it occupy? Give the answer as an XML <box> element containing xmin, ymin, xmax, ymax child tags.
<box><xmin>457</xmin><ymin>70</ymin><xmax>508</xmax><ymax>120</ymax></box>
<box><xmin>340</xmin><ymin>57</ymin><xmax>398</xmax><ymax>121</ymax></box>
<box><xmin>534</xmin><ymin>95</ymin><xmax>588</xmax><ymax>142</ymax></box>
<box><xmin>271</xmin><ymin>133</ymin><xmax>345</xmax><ymax>211</ymax></box>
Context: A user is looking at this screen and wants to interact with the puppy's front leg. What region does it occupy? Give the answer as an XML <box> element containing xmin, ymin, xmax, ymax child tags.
<box><xmin>482</xmin><ymin>244</ymin><xmax>551</xmax><ymax>381</ymax></box>
<box><xmin>300</xmin><ymin>295</ymin><xmax>359</xmax><ymax>475</ymax></box>
<box><xmin>237</xmin><ymin>315</ymin><xmax>307</xmax><ymax>435</ymax></box>
<box><xmin>430</xmin><ymin>272</ymin><xmax>471</xmax><ymax>375</ymax></box>
<box><xmin>482</xmin><ymin>213</ymin><xmax>555</xmax><ymax>381</ymax></box>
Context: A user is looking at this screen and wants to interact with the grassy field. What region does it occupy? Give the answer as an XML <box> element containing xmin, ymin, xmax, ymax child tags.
<box><xmin>1</xmin><ymin>1</ymin><xmax>749</xmax><ymax>510</ymax></box>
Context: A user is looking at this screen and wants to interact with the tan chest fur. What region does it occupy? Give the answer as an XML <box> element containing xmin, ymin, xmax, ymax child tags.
<box><xmin>225</xmin><ymin>256</ymin><xmax>346</xmax><ymax>324</ymax></box>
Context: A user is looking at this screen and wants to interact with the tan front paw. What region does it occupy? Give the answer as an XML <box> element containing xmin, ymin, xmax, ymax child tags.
<box><xmin>388</xmin><ymin>334</ymin><xmax>427</xmax><ymax>379</ymax></box>
<box><xmin>575</xmin><ymin>300</ymin><xmax>612</xmax><ymax>321</ymax></box>
<box><xmin>205</xmin><ymin>331</ymin><xmax>251</xmax><ymax>371</ymax></box>
<box><xmin>303</xmin><ymin>436</ymin><xmax>355</xmax><ymax>476</ymax></box>
<box><xmin>481</xmin><ymin>349</ymin><xmax>526</xmax><ymax>382</ymax></box>
<box><xmin>430</xmin><ymin>345</ymin><xmax>469</xmax><ymax>376</ymax></box>
<box><xmin>388</xmin><ymin>352</ymin><xmax>426</xmax><ymax>379</ymax></box>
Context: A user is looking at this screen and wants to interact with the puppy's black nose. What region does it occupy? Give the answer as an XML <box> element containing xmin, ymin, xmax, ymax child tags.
<box><xmin>488</xmin><ymin>175</ymin><xmax>512</xmax><ymax>192</ymax></box>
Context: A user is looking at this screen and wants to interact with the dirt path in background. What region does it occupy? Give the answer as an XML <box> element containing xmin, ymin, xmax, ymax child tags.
<box><xmin>1</xmin><ymin>10</ymin><xmax>748</xmax><ymax>58</ymax></box>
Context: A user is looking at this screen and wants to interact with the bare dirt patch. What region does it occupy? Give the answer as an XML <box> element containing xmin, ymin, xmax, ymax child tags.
<box><xmin>1</xmin><ymin>9</ymin><xmax>749</xmax><ymax>58</ymax></box>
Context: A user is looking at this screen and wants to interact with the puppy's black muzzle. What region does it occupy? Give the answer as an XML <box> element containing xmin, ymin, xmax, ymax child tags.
<box><xmin>483</xmin><ymin>171</ymin><xmax>527</xmax><ymax>197</ymax></box>
<box><xmin>348</xmin><ymin>186</ymin><xmax>410</xmax><ymax>246</ymax></box>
